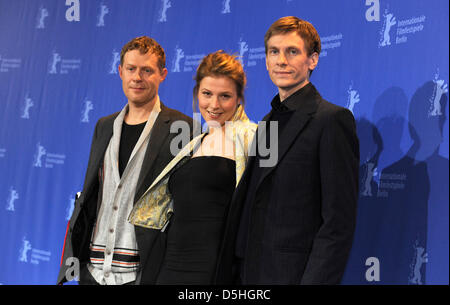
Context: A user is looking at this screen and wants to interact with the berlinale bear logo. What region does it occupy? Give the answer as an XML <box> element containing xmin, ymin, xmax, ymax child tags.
<box><xmin>5</xmin><ymin>187</ymin><xmax>19</xmax><ymax>212</ymax></box>
<box><xmin>159</xmin><ymin>0</ymin><xmax>172</xmax><ymax>22</ymax></box>
<box><xmin>96</xmin><ymin>2</ymin><xmax>109</xmax><ymax>27</ymax></box>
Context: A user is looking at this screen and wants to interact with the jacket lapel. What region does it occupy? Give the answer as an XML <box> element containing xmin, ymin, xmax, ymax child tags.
<box><xmin>229</xmin><ymin>109</ymin><xmax>272</xmax><ymax>200</ymax></box>
<box><xmin>82</xmin><ymin>114</ymin><xmax>117</xmax><ymax>202</ymax></box>
<box><xmin>255</xmin><ymin>89</ymin><xmax>319</xmax><ymax>190</ymax></box>
<box><xmin>134</xmin><ymin>104</ymin><xmax>171</xmax><ymax>202</ymax></box>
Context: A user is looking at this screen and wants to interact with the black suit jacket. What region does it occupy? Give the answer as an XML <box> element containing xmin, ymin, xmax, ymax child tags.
<box><xmin>57</xmin><ymin>102</ymin><xmax>192</xmax><ymax>285</ymax></box>
<box><xmin>215</xmin><ymin>84</ymin><xmax>359</xmax><ymax>284</ymax></box>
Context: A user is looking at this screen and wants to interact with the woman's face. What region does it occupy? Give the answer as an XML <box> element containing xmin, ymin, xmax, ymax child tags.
<box><xmin>197</xmin><ymin>75</ymin><xmax>240</xmax><ymax>128</ymax></box>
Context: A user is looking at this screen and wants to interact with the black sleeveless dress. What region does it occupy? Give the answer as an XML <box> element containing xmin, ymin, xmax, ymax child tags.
<box><xmin>156</xmin><ymin>156</ymin><xmax>236</xmax><ymax>284</ymax></box>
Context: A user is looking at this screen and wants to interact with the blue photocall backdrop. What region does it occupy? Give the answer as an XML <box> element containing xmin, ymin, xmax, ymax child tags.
<box><xmin>0</xmin><ymin>0</ymin><xmax>448</xmax><ymax>285</ymax></box>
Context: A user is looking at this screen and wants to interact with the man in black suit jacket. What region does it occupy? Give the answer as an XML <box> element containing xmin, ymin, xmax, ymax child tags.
<box><xmin>57</xmin><ymin>36</ymin><xmax>192</xmax><ymax>285</ymax></box>
<box><xmin>218</xmin><ymin>16</ymin><xmax>359</xmax><ymax>285</ymax></box>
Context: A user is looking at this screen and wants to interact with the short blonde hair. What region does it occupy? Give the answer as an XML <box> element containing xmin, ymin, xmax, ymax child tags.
<box><xmin>264</xmin><ymin>16</ymin><xmax>321</xmax><ymax>56</ymax></box>
<box><xmin>120</xmin><ymin>36</ymin><xmax>166</xmax><ymax>72</ymax></box>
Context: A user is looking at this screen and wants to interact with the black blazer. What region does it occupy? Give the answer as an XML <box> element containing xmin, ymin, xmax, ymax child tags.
<box><xmin>215</xmin><ymin>84</ymin><xmax>359</xmax><ymax>284</ymax></box>
<box><xmin>57</xmin><ymin>102</ymin><xmax>192</xmax><ymax>285</ymax></box>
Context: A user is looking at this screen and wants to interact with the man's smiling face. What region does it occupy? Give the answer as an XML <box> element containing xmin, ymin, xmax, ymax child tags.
<box><xmin>266</xmin><ymin>31</ymin><xmax>318</xmax><ymax>100</ymax></box>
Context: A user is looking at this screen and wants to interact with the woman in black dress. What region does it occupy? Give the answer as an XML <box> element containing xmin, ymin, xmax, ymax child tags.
<box><xmin>128</xmin><ymin>50</ymin><xmax>256</xmax><ymax>284</ymax></box>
